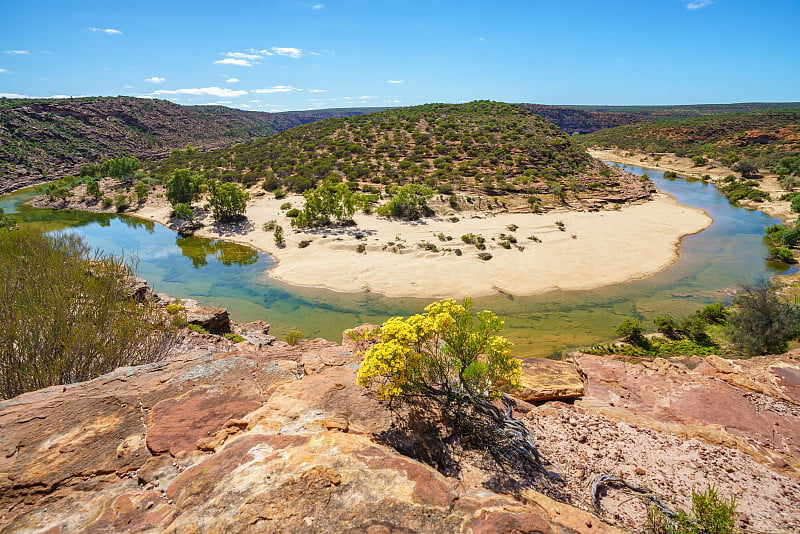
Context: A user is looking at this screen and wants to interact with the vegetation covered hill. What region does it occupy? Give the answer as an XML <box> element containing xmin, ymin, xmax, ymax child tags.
<box><xmin>152</xmin><ymin>101</ymin><xmax>650</xmax><ymax>206</ymax></box>
<box><xmin>578</xmin><ymin>108</ymin><xmax>800</xmax><ymax>170</ymax></box>
<box><xmin>0</xmin><ymin>96</ymin><xmax>381</xmax><ymax>193</ymax></box>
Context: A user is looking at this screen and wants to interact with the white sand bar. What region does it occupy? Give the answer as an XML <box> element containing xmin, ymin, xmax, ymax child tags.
<box><xmin>138</xmin><ymin>192</ymin><xmax>711</xmax><ymax>299</ymax></box>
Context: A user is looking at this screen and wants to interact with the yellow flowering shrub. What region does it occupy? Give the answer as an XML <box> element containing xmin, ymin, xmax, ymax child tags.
<box><xmin>356</xmin><ymin>298</ymin><xmax>521</xmax><ymax>401</ymax></box>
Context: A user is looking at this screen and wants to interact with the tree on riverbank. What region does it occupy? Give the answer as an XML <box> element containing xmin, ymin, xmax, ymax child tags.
<box><xmin>166</xmin><ymin>169</ymin><xmax>202</xmax><ymax>206</ymax></box>
<box><xmin>207</xmin><ymin>180</ymin><xmax>249</xmax><ymax>222</ymax></box>
<box><xmin>291</xmin><ymin>182</ymin><xmax>364</xmax><ymax>228</ymax></box>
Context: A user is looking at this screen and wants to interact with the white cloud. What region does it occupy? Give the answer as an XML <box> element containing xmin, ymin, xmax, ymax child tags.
<box><xmin>358</xmin><ymin>95</ymin><xmax>377</xmax><ymax>99</ymax></box>
<box><xmin>89</xmin><ymin>27</ymin><xmax>122</xmax><ymax>35</ymax></box>
<box><xmin>226</xmin><ymin>78</ymin><xmax>240</xmax><ymax>83</ymax></box>
<box><xmin>0</xmin><ymin>92</ymin><xmax>28</xmax><ymax>97</ymax></box>
<box><xmin>307</xmin><ymin>88</ymin><xmax>327</xmax><ymax>93</ymax></box>
<box><xmin>145</xmin><ymin>77</ymin><xmax>166</xmax><ymax>83</ymax></box>
<box><xmin>249</xmin><ymin>99</ymin><xmax>260</xmax><ymax>103</ymax></box>
<box><xmin>253</xmin><ymin>85</ymin><xmax>302</xmax><ymax>93</ymax></box>
<box><xmin>214</xmin><ymin>57</ymin><xmax>253</xmax><ymax>67</ymax></box>
<box><xmin>123</xmin><ymin>85</ymin><xmax>135</xmax><ymax>89</ymax></box>
<box><xmin>309</xmin><ymin>98</ymin><xmax>323</xmax><ymax>102</ymax></box>
<box><xmin>270</xmin><ymin>47</ymin><xmax>303</xmax><ymax>58</ymax></box>
<box><xmin>388</xmin><ymin>100</ymin><xmax>401</xmax><ymax>104</ymax></box>
<box><xmin>224</xmin><ymin>51</ymin><xmax>262</xmax><ymax>60</ymax></box>
<box><xmin>0</xmin><ymin>69</ymin><xmax>8</xmax><ymax>74</ymax></box>
<box><xmin>153</xmin><ymin>87</ymin><xmax>248</xmax><ymax>98</ymax></box>
<box><xmin>387</xmin><ymin>80</ymin><xmax>403</xmax><ymax>84</ymax></box>
<box><xmin>686</xmin><ymin>0</ymin><xmax>713</xmax><ymax>9</ymax></box>
<box><xmin>5</xmin><ymin>50</ymin><xmax>29</xmax><ymax>55</ymax></box>
<box><xmin>312</xmin><ymin>3</ymin><xmax>324</xmax><ymax>8</ymax></box>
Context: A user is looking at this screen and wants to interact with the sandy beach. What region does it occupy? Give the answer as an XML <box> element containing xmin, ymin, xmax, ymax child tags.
<box><xmin>136</xmin><ymin>188</ymin><xmax>712</xmax><ymax>299</ymax></box>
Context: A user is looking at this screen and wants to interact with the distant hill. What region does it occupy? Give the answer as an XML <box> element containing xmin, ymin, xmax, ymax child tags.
<box><xmin>577</xmin><ymin>108</ymin><xmax>800</xmax><ymax>168</ymax></box>
<box><xmin>152</xmin><ymin>100</ymin><xmax>652</xmax><ymax>205</ymax></box>
<box><xmin>0</xmin><ymin>96</ymin><xmax>384</xmax><ymax>194</ymax></box>
<box><xmin>561</xmin><ymin>101</ymin><xmax>800</xmax><ymax>118</ymax></box>
<box><xmin>517</xmin><ymin>104</ymin><xmax>645</xmax><ymax>134</ymax></box>
<box><xmin>518</xmin><ymin>102</ymin><xmax>800</xmax><ymax>135</ymax></box>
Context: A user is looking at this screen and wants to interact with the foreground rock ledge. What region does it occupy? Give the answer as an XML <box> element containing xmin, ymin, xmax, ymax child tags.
<box><xmin>0</xmin><ymin>339</ymin><xmax>799</xmax><ymax>533</ymax></box>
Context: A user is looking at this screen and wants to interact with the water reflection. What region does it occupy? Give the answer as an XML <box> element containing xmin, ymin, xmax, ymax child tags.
<box><xmin>175</xmin><ymin>235</ymin><xmax>259</xmax><ymax>268</ymax></box>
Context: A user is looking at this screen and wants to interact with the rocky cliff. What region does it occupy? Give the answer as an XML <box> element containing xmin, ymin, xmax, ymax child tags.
<box><xmin>1</xmin><ymin>330</ymin><xmax>799</xmax><ymax>533</ymax></box>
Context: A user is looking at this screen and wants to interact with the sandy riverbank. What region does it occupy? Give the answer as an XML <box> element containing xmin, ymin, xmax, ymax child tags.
<box><xmin>135</xmin><ymin>188</ymin><xmax>711</xmax><ymax>299</ymax></box>
<box><xmin>589</xmin><ymin>148</ymin><xmax>794</xmax><ymax>223</ymax></box>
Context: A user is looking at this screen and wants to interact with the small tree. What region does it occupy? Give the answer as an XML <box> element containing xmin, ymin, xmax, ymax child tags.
<box><xmin>355</xmin><ymin>298</ymin><xmax>548</xmax><ymax>483</ymax></box>
<box><xmin>166</xmin><ymin>169</ymin><xmax>201</xmax><ymax>206</ymax></box>
<box><xmin>207</xmin><ymin>180</ymin><xmax>249</xmax><ymax>222</ymax></box>
<box><xmin>85</xmin><ymin>179</ymin><xmax>102</xmax><ymax>200</ymax></box>
<box><xmin>732</xmin><ymin>159</ymin><xmax>759</xmax><ymax>178</ymax></box>
<box><xmin>616</xmin><ymin>317</ymin><xmax>647</xmax><ymax>346</ymax></box>
<box><xmin>102</xmin><ymin>156</ymin><xmax>141</xmax><ymax>181</ymax></box>
<box><xmin>727</xmin><ymin>279</ymin><xmax>800</xmax><ymax>355</ymax></box>
<box><xmin>292</xmin><ymin>182</ymin><xmax>363</xmax><ymax>228</ymax></box>
<box><xmin>376</xmin><ymin>184</ymin><xmax>435</xmax><ymax>219</ymax></box>
<box><xmin>134</xmin><ymin>181</ymin><xmax>149</xmax><ymax>203</ymax></box>
<box><xmin>274</xmin><ymin>224</ymin><xmax>285</xmax><ymax>246</ymax></box>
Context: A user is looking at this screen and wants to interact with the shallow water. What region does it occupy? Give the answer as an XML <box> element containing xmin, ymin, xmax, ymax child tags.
<box><xmin>2</xmin><ymin>164</ymin><xmax>793</xmax><ymax>357</ymax></box>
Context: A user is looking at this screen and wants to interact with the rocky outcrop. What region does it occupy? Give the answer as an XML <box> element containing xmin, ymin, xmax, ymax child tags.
<box><xmin>516</xmin><ymin>358</ymin><xmax>585</xmax><ymax>403</ymax></box>
<box><xmin>1</xmin><ymin>338</ymin><xmax>800</xmax><ymax>532</ymax></box>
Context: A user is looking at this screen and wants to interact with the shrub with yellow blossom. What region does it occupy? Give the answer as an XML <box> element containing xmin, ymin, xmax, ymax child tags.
<box><xmin>356</xmin><ymin>298</ymin><xmax>521</xmax><ymax>402</ymax></box>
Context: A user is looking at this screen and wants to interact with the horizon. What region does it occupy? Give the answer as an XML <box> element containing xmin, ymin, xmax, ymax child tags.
<box><xmin>1</xmin><ymin>0</ymin><xmax>798</xmax><ymax>112</ymax></box>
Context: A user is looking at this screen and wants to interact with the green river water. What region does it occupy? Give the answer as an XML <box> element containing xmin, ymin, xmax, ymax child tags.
<box><xmin>1</xmin><ymin>163</ymin><xmax>793</xmax><ymax>357</ymax></box>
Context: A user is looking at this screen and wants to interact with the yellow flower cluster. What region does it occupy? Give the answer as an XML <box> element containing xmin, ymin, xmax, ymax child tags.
<box><xmin>355</xmin><ymin>298</ymin><xmax>521</xmax><ymax>401</ymax></box>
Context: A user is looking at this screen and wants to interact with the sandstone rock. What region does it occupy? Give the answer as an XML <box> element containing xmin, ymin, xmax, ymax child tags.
<box><xmin>515</xmin><ymin>358</ymin><xmax>585</xmax><ymax>403</ymax></box>
<box><xmin>185</xmin><ymin>306</ymin><xmax>231</xmax><ymax>334</ymax></box>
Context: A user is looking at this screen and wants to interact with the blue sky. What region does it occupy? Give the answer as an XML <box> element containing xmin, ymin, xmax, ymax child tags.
<box><xmin>1</xmin><ymin>0</ymin><xmax>798</xmax><ymax>111</ymax></box>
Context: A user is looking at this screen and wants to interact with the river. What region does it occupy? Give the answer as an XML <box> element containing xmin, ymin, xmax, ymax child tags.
<box><xmin>1</xmin><ymin>163</ymin><xmax>792</xmax><ymax>357</ymax></box>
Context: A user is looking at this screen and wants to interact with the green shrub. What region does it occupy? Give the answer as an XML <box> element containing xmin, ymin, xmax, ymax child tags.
<box><xmin>187</xmin><ymin>324</ymin><xmax>209</xmax><ymax>335</ymax></box>
<box><xmin>85</xmin><ymin>179</ymin><xmax>102</xmax><ymax>199</ymax></box>
<box><xmin>727</xmin><ymin>279</ymin><xmax>800</xmax><ymax>355</ymax></box>
<box><xmin>285</xmin><ymin>208</ymin><xmax>300</xmax><ymax>218</ymax></box>
<box><xmin>274</xmin><ymin>225</ymin><xmax>284</xmax><ymax>246</ymax></box>
<box><xmin>376</xmin><ymin>183</ymin><xmax>435</xmax><ymax>219</ymax></box>
<box><xmin>172</xmin><ymin>203</ymin><xmax>193</xmax><ymax>221</ymax></box>
<box><xmin>166</xmin><ymin>169</ymin><xmax>201</xmax><ymax>206</ymax></box>
<box><xmin>207</xmin><ymin>180</ymin><xmax>249</xmax><ymax>221</ymax></box>
<box><xmin>615</xmin><ymin>317</ymin><xmax>647</xmax><ymax>346</ymax></box>
<box><xmin>285</xmin><ymin>330</ymin><xmax>304</xmax><ymax>345</ymax></box>
<box><xmin>0</xmin><ymin>228</ymin><xmax>175</xmax><ymax>399</ymax></box>
<box><xmin>263</xmin><ymin>220</ymin><xmax>277</xmax><ymax>231</ymax></box>
<box><xmin>224</xmin><ymin>333</ymin><xmax>245</xmax><ymax>343</ymax></box>
<box><xmin>650</xmin><ymin>485</ymin><xmax>737</xmax><ymax>534</ymax></box>
<box><xmin>654</xmin><ymin>314</ymin><xmax>680</xmax><ymax>339</ymax></box>
<box><xmin>0</xmin><ymin>208</ymin><xmax>17</xmax><ymax>233</ymax></box>
<box><xmin>101</xmin><ymin>196</ymin><xmax>113</xmax><ymax>208</ymax></box>
<box><xmin>273</xmin><ymin>188</ymin><xmax>287</xmax><ymax>199</ymax></box>
<box><xmin>292</xmin><ymin>183</ymin><xmax>364</xmax><ymax>228</ymax></box>
<box><xmin>280</xmin><ymin>202</ymin><xmax>292</xmax><ymax>210</ymax></box>
<box><xmin>698</xmin><ymin>302</ymin><xmax>727</xmax><ymax>324</ymax></box>
<box><xmin>768</xmin><ymin>246</ymin><xmax>796</xmax><ymax>264</ymax></box>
